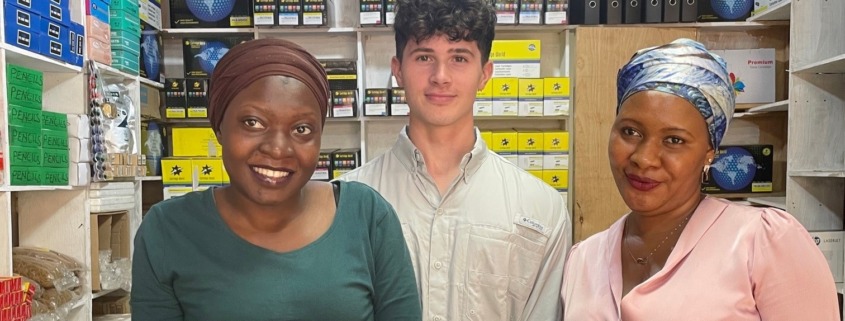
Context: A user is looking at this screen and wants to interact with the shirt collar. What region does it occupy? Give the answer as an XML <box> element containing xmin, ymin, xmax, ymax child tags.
<box><xmin>391</xmin><ymin>125</ymin><xmax>489</xmax><ymax>181</ymax></box>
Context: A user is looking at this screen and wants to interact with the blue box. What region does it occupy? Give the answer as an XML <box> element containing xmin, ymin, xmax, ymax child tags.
<box><xmin>88</xmin><ymin>0</ymin><xmax>110</xmax><ymax>23</ymax></box>
<box><xmin>70</xmin><ymin>23</ymin><xmax>85</xmax><ymax>66</ymax></box>
<box><xmin>40</xmin><ymin>38</ymin><xmax>73</xmax><ymax>64</ymax></box>
<box><xmin>4</xmin><ymin>4</ymin><xmax>41</xmax><ymax>53</ymax></box>
<box><xmin>40</xmin><ymin>19</ymin><xmax>69</xmax><ymax>44</ymax></box>
<box><xmin>34</xmin><ymin>1</ymin><xmax>71</xmax><ymax>26</ymax></box>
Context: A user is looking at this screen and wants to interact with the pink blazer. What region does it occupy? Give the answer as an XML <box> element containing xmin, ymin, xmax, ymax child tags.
<box><xmin>561</xmin><ymin>197</ymin><xmax>839</xmax><ymax>320</ymax></box>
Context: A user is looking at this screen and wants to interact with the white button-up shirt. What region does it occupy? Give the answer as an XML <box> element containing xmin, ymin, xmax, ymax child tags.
<box><xmin>338</xmin><ymin>127</ymin><xmax>571</xmax><ymax>321</ymax></box>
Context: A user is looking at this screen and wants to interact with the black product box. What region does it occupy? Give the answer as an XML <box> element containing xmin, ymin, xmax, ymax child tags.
<box><xmin>311</xmin><ymin>149</ymin><xmax>334</xmax><ymax>181</ymax></box>
<box><xmin>140</xmin><ymin>22</ymin><xmax>164</xmax><ymax>83</ymax></box>
<box><xmin>623</xmin><ymin>0</ymin><xmax>641</xmax><ymax>23</ymax></box>
<box><xmin>643</xmin><ymin>0</ymin><xmax>662</xmax><ymax>23</ymax></box>
<box><xmin>331</xmin><ymin>89</ymin><xmax>357</xmax><ymax>118</ymax></box>
<box><xmin>544</xmin><ymin>0</ymin><xmax>568</xmax><ymax>24</ymax></box>
<box><xmin>519</xmin><ymin>0</ymin><xmax>544</xmax><ymax>24</ymax></box>
<box><xmin>697</xmin><ymin>0</ymin><xmax>751</xmax><ymax>22</ymax></box>
<box><xmin>701</xmin><ymin>144</ymin><xmax>774</xmax><ymax>194</ymax></box>
<box><xmin>360</xmin><ymin>0</ymin><xmax>384</xmax><ymax>25</ymax></box>
<box><xmin>332</xmin><ymin>148</ymin><xmax>361</xmax><ymax>178</ymax></box>
<box><xmin>663</xmin><ymin>0</ymin><xmax>680</xmax><ymax>22</ymax></box>
<box><xmin>570</xmin><ymin>0</ymin><xmax>600</xmax><ymax>25</ymax></box>
<box><xmin>186</xmin><ymin>78</ymin><xmax>209</xmax><ymax>118</ymax></box>
<box><xmin>494</xmin><ymin>0</ymin><xmax>519</xmax><ymax>25</ymax></box>
<box><xmin>277</xmin><ymin>0</ymin><xmax>300</xmax><ymax>26</ymax></box>
<box><xmin>385</xmin><ymin>0</ymin><xmax>397</xmax><ymax>24</ymax></box>
<box><xmin>183</xmin><ymin>36</ymin><xmax>252</xmax><ymax>78</ymax></box>
<box><xmin>254</xmin><ymin>0</ymin><xmax>278</xmax><ymax>26</ymax></box>
<box><xmin>389</xmin><ymin>88</ymin><xmax>410</xmax><ymax>116</ymax></box>
<box><xmin>302</xmin><ymin>0</ymin><xmax>327</xmax><ymax>26</ymax></box>
<box><xmin>680</xmin><ymin>0</ymin><xmax>697</xmax><ymax>22</ymax></box>
<box><xmin>601</xmin><ymin>0</ymin><xmax>622</xmax><ymax>24</ymax></box>
<box><xmin>320</xmin><ymin>60</ymin><xmax>358</xmax><ymax>91</ymax></box>
<box><xmin>364</xmin><ymin>88</ymin><xmax>389</xmax><ymax>116</ymax></box>
<box><xmin>169</xmin><ymin>0</ymin><xmax>253</xmax><ymax>28</ymax></box>
<box><xmin>165</xmin><ymin>78</ymin><xmax>187</xmax><ymax>119</ymax></box>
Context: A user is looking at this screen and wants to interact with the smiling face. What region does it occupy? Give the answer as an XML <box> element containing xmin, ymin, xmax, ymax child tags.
<box><xmin>391</xmin><ymin>33</ymin><xmax>492</xmax><ymax>128</ymax></box>
<box><xmin>608</xmin><ymin>91</ymin><xmax>715</xmax><ymax>215</ymax></box>
<box><xmin>217</xmin><ymin>75</ymin><xmax>322</xmax><ymax>207</ymax></box>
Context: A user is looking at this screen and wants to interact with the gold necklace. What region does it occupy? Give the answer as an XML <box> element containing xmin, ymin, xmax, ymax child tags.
<box><xmin>624</xmin><ymin>213</ymin><xmax>692</xmax><ymax>265</ymax></box>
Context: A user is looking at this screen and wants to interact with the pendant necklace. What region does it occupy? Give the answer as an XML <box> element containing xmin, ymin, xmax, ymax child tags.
<box><xmin>624</xmin><ymin>213</ymin><xmax>692</xmax><ymax>265</ymax></box>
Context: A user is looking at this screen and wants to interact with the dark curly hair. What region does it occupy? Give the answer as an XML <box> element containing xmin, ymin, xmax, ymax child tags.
<box><xmin>393</xmin><ymin>0</ymin><xmax>496</xmax><ymax>64</ymax></box>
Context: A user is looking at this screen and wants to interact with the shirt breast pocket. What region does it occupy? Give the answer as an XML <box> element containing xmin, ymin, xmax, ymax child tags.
<box><xmin>463</xmin><ymin>223</ymin><xmax>547</xmax><ymax>320</ymax></box>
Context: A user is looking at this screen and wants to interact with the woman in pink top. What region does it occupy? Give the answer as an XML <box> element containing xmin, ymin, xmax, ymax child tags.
<box><xmin>561</xmin><ymin>38</ymin><xmax>839</xmax><ymax>320</ymax></box>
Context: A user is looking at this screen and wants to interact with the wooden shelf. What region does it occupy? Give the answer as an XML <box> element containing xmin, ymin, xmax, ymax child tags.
<box><xmin>257</xmin><ymin>26</ymin><xmax>357</xmax><ymax>34</ymax></box>
<box><xmin>793</xmin><ymin>53</ymin><xmax>845</xmax><ymax>74</ymax></box>
<box><xmin>0</xmin><ymin>185</ymin><xmax>74</xmax><ymax>192</ymax></box>
<box><xmin>789</xmin><ymin>170</ymin><xmax>845</xmax><ymax>178</ymax></box>
<box><xmin>95</xmin><ymin>62</ymin><xmax>138</xmax><ymax>81</ymax></box>
<box><xmin>707</xmin><ymin>192</ymin><xmax>786</xmax><ymax>200</ymax></box>
<box><xmin>139</xmin><ymin>77</ymin><xmax>165</xmax><ymax>89</ymax></box>
<box><xmin>2</xmin><ymin>44</ymin><xmax>82</xmax><ymax>73</ymax></box>
<box><xmin>747</xmin><ymin>100</ymin><xmax>788</xmax><ymax>113</ymax></box>
<box><xmin>748</xmin><ymin>0</ymin><xmax>791</xmax><ymax>22</ymax></box>
<box><xmin>137</xmin><ymin>176</ymin><xmax>162</xmax><ymax>182</ymax></box>
<box><xmin>747</xmin><ymin>196</ymin><xmax>787</xmax><ymax>210</ymax></box>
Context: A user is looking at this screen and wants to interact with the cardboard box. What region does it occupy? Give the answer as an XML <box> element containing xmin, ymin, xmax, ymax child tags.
<box><xmin>183</xmin><ymin>37</ymin><xmax>251</xmax><ymax>78</ymax></box>
<box><xmin>301</xmin><ymin>0</ymin><xmax>327</xmax><ymax>26</ymax></box>
<box><xmin>331</xmin><ymin>89</ymin><xmax>357</xmax><ymax>118</ymax></box>
<box><xmin>518</xmin><ymin>78</ymin><xmax>544</xmax><ymax>116</ymax></box>
<box><xmin>8</xmin><ymin>105</ymin><xmax>41</xmax><ymax>128</ymax></box>
<box><xmin>140</xmin><ymin>83</ymin><xmax>163</xmax><ymax>119</ymax></box>
<box><xmin>490</xmin><ymin>40</ymin><xmax>541</xmax><ymax>78</ymax></box>
<box><xmin>491</xmin><ymin>130</ymin><xmax>518</xmax><ymax>157</ymax></box>
<box><xmin>254</xmin><ymin>0</ymin><xmax>279</xmax><ymax>25</ymax></box>
<box><xmin>170</xmin><ymin>127</ymin><xmax>222</xmax><ymax>157</ymax></box>
<box><xmin>809</xmin><ymin>231</ymin><xmax>845</xmax><ymax>283</ymax></box>
<box><xmin>279</xmin><ymin>0</ymin><xmax>302</xmax><ymax>26</ymax></box>
<box><xmin>493</xmin><ymin>0</ymin><xmax>518</xmax><ymax>24</ymax></box>
<box><xmin>165</xmin><ymin>78</ymin><xmax>187</xmax><ymax>118</ymax></box>
<box><xmin>331</xmin><ymin>149</ymin><xmax>360</xmax><ymax>178</ymax></box>
<box><xmin>43</xmin><ymin>166</ymin><xmax>69</xmax><ymax>185</ymax></box>
<box><xmin>92</xmin><ymin>294</ymin><xmax>130</xmax><ymax>315</ymax></box>
<box><xmin>186</xmin><ymin>78</ymin><xmax>209</xmax><ymax>118</ymax></box>
<box><xmin>111</xmin><ymin>31</ymin><xmax>141</xmax><ymax>57</ymax></box>
<box><xmin>9</xmin><ymin>146</ymin><xmax>41</xmax><ymax>167</ymax></box>
<box><xmin>70</xmin><ymin>162</ymin><xmax>90</xmax><ymax>186</ymax></box>
<box><xmin>90</xmin><ymin>211</ymin><xmax>130</xmax><ymax>291</ymax></box>
<box><xmin>169</xmin><ymin>0</ymin><xmax>253</xmax><ymax>28</ymax></box>
<box><xmin>140</xmin><ymin>23</ymin><xmax>164</xmax><ymax>83</ymax></box>
<box><xmin>41</xmin><ymin>129</ymin><xmax>67</xmax><ymax>150</ymax></box>
<box><xmin>3</xmin><ymin>4</ymin><xmax>41</xmax><ymax>53</ymax></box>
<box><xmin>364</xmin><ymin>88</ymin><xmax>389</xmax><ymax>116</ymax></box>
<box><xmin>66</xmin><ymin>113</ymin><xmax>90</xmax><ymax>139</ymax></box>
<box><xmin>528</xmin><ymin>170</ymin><xmax>544</xmax><ymax>180</ymax></box>
<box><xmin>492</xmin><ymin>78</ymin><xmax>518</xmax><ymax>116</ymax></box>
<box><xmin>474</xmin><ymin>80</ymin><xmax>494</xmax><ymax>116</ymax></box>
<box><xmin>698</xmin><ymin>0</ymin><xmax>753</xmax><ymax>22</ymax></box>
<box><xmin>87</xmin><ymin>35</ymin><xmax>113</xmax><ymax>65</ymax></box>
<box><xmin>311</xmin><ymin>149</ymin><xmax>334</xmax><ymax>181</ymax></box>
<box><xmin>702</xmin><ymin>144</ymin><xmax>774</xmax><ymax>194</ymax></box>
<box><xmin>42</xmin><ymin>148</ymin><xmax>69</xmax><ymax>168</ymax></box>
<box><xmin>191</xmin><ymin>158</ymin><xmax>223</xmax><ymax>185</ymax></box>
<box><xmin>385</xmin><ymin>0</ymin><xmax>397</xmax><ymax>24</ymax></box>
<box><xmin>543</xmin><ymin>169</ymin><xmax>569</xmax><ymax>191</ymax></box>
<box><xmin>544</xmin><ymin>77</ymin><xmax>570</xmax><ymax>116</ymax></box>
<box><xmin>161</xmin><ymin>157</ymin><xmax>193</xmax><ymax>185</ymax></box>
<box><xmin>712</xmin><ymin>48</ymin><xmax>776</xmax><ymax>104</ymax></box>
<box><xmin>519</xmin><ymin>0</ymin><xmax>544</xmax><ymax>24</ymax></box>
<box><xmin>69</xmin><ymin>137</ymin><xmax>91</xmax><ymax>163</ymax></box>
<box><xmin>517</xmin><ymin>130</ymin><xmax>544</xmax><ymax>170</ymax></box>
<box><xmin>389</xmin><ymin>88</ymin><xmax>409</xmax><ymax>116</ymax></box>
<box><xmin>7</xmin><ymin>83</ymin><xmax>42</xmax><ymax>110</ymax></box>
<box><xmin>543</xmin><ymin>130</ymin><xmax>569</xmax><ymax>169</ymax></box>
<box><xmin>6</xmin><ymin>64</ymin><xmax>43</xmax><ymax>91</ymax></box>
<box><xmin>140</xmin><ymin>0</ymin><xmax>163</xmax><ymax>29</ymax></box>
<box><xmin>479</xmin><ymin>131</ymin><xmax>493</xmax><ymax>148</ymax></box>
<box><xmin>9</xmin><ymin>125</ymin><xmax>41</xmax><ymax>148</ymax></box>
<box><xmin>321</xmin><ymin>60</ymin><xmax>357</xmax><ymax>91</ymax></box>
<box><xmin>360</xmin><ymin>0</ymin><xmax>384</xmax><ymax>25</ymax></box>
<box><xmin>10</xmin><ymin>166</ymin><xmax>42</xmax><ymax>186</ymax></box>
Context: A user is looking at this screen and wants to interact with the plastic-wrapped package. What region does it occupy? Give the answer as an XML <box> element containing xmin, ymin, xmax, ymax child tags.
<box><xmin>98</xmin><ymin>250</ymin><xmax>133</xmax><ymax>291</ymax></box>
<box><xmin>20</xmin><ymin>275</ymin><xmax>44</xmax><ymax>299</ymax></box>
<box><xmin>13</xmin><ymin>247</ymin><xmax>84</xmax><ymax>273</ymax></box>
<box><xmin>102</xmin><ymin>83</ymin><xmax>137</xmax><ymax>155</ymax></box>
<box><xmin>13</xmin><ymin>255</ymin><xmax>80</xmax><ymax>292</ymax></box>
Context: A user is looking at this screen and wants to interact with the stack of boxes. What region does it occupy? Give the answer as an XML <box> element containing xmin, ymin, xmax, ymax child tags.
<box><xmin>0</xmin><ymin>276</ymin><xmax>35</xmax><ymax>321</ymax></box>
<box><xmin>321</xmin><ymin>60</ymin><xmax>359</xmax><ymax>118</ymax></box>
<box><xmin>110</xmin><ymin>0</ymin><xmax>142</xmax><ymax>75</ymax></box>
<box><xmin>161</xmin><ymin>127</ymin><xmax>227</xmax><ymax>199</ymax></box>
<box><xmin>483</xmin><ymin>129</ymin><xmax>569</xmax><ymax>192</ymax></box>
<box><xmin>311</xmin><ymin>149</ymin><xmax>362</xmax><ymax>181</ymax></box>
<box><xmin>6</xmin><ymin>64</ymin><xmax>69</xmax><ymax>186</ymax></box>
<box><xmin>4</xmin><ymin>0</ymin><xmax>84</xmax><ymax>66</ymax></box>
<box><xmin>67</xmin><ymin>114</ymin><xmax>92</xmax><ymax>186</ymax></box>
<box><xmin>87</xmin><ymin>0</ymin><xmax>112</xmax><ymax>65</ymax></box>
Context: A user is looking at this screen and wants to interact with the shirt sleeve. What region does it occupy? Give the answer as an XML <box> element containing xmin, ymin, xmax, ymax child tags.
<box><xmin>130</xmin><ymin>208</ymin><xmax>184</xmax><ymax>321</ymax></box>
<box><xmin>751</xmin><ymin>207</ymin><xmax>840</xmax><ymax>321</ymax></box>
<box><xmin>370</xmin><ymin>192</ymin><xmax>423</xmax><ymax>321</ymax></box>
<box><xmin>523</xmin><ymin>193</ymin><xmax>572</xmax><ymax>321</ymax></box>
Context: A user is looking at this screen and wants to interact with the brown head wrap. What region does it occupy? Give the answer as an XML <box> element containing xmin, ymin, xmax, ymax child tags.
<box><xmin>208</xmin><ymin>38</ymin><xmax>330</xmax><ymax>133</ymax></box>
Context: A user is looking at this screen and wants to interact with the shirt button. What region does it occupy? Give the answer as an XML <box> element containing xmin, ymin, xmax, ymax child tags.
<box><xmin>434</xmin><ymin>261</ymin><xmax>443</xmax><ymax>269</ymax></box>
<box><xmin>434</xmin><ymin>317</ymin><xmax>442</xmax><ymax>321</ymax></box>
<box><xmin>470</xmin><ymin>309</ymin><xmax>476</xmax><ymax>315</ymax></box>
<box><xmin>435</xmin><ymin>208</ymin><xmax>444</xmax><ymax>215</ymax></box>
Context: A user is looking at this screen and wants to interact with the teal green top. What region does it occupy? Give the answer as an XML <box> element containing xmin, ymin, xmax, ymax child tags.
<box><xmin>131</xmin><ymin>181</ymin><xmax>421</xmax><ymax>321</ymax></box>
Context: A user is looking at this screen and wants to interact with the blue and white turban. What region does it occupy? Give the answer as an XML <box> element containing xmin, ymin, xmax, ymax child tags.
<box><xmin>617</xmin><ymin>38</ymin><xmax>735</xmax><ymax>150</ymax></box>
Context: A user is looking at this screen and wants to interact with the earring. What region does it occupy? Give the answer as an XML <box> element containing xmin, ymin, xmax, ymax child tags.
<box><xmin>701</xmin><ymin>160</ymin><xmax>712</xmax><ymax>184</ymax></box>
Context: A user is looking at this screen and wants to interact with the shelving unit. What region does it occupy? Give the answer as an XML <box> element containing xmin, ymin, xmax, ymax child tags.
<box><xmin>747</xmin><ymin>0</ymin><xmax>792</xmax><ymax>22</ymax></box>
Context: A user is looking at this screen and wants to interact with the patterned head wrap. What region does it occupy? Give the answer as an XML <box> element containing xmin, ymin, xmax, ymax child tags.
<box><xmin>208</xmin><ymin>38</ymin><xmax>330</xmax><ymax>133</ymax></box>
<box><xmin>617</xmin><ymin>38</ymin><xmax>735</xmax><ymax>149</ymax></box>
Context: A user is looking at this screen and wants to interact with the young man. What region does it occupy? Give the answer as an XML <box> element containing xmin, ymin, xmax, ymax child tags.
<box><xmin>338</xmin><ymin>0</ymin><xmax>571</xmax><ymax>319</ymax></box>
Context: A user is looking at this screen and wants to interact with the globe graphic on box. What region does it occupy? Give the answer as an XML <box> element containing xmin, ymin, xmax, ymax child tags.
<box><xmin>186</xmin><ymin>0</ymin><xmax>236</xmax><ymax>22</ymax></box>
<box><xmin>141</xmin><ymin>34</ymin><xmax>160</xmax><ymax>79</ymax></box>
<box><xmin>195</xmin><ymin>41</ymin><xmax>230</xmax><ymax>74</ymax></box>
<box><xmin>711</xmin><ymin>147</ymin><xmax>757</xmax><ymax>191</ymax></box>
<box><xmin>710</xmin><ymin>0</ymin><xmax>753</xmax><ymax>20</ymax></box>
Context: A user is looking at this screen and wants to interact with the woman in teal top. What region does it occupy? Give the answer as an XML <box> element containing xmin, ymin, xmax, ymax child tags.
<box><xmin>131</xmin><ymin>39</ymin><xmax>421</xmax><ymax>321</ymax></box>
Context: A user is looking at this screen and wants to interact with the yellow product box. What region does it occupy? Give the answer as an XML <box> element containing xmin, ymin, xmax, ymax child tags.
<box><xmin>161</xmin><ymin>158</ymin><xmax>193</xmax><ymax>186</ymax></box>
<box><xmin>192</xmin><ymin>158</ymin><xmax>224</xmax><ymax>186</ymax></box>
<box><xmin>474</xmin><ymin>80</ymin><xmax>494</xmax><ymax>116</ymax></box>
<box><xmin>171</xmin><ymin>127</ymin><xmax>223</xmax><ymax>157</ymax></box>
<box><xmin>490</xmin><ymin>130</ymin><xmax>518</xmax><ymax>154</ymax></box>
<box><xmin>543</xmin><ymin>131</ymin><xmax>569</xmax><ymax>169</ymax></box>
<box><xmin>528</xmin><ymin>170</ymin><xmax>544</xmax><ymax>180</ymax></box>
<box><xmin>543</xmin><ymin>169</ymin><xmax>569</xmax><ymax>191</ymax></box>
<box><xmin>492</xmin><ymin>78</ymin><xmax>519</xmax><ymax>116</ymax></box>
<box><xmin>544</xmin><ymin>77</ymin><xmax>570</xmax><ymax>116</ymax></box>
<box><xmin>517</xmin><ymin>130</ymin><xmax>544</xmax><ymax>170</ymax></box>
<box><xmin>479</xmin><ymin>131</ymin><xmax>493</xmax><ymax>148</ymax></box>
<box><xmin>222</xmin><ymin>163</ymin><xmax>230</xmax><ymax>184</ymax></box>
<box><xmin>489</xmin><ymin>40</ymin><xmax>542</xmax><ymax>78</ymax></box>
<box><xmin>518</xmin><ymin>78</ymin><xmax>545</xmax><ymax>117</ymax></box>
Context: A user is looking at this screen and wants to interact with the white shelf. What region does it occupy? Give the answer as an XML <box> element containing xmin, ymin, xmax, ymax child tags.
<box><xmin>747</xmin><ymin>100</ymin><xmax>789</xmax><ymax>113</ymax></box>
<box><xmin>789</xmin><ymin>170</ymin><xmax>845</xmax><ymax>178</ymax></box>
<box><xmin>793</xmin><ymin>53</ymin><xmax>845</xmax><ymax>74</ymax></box>
<box><xmin>326</xmin><ymin>117</ymin><xmax>361</xmax><ymax>122</ymax></box>
<box><xmin>257</xmin><ymin>26</ymin><xmax>357</xmax><ymax>34</ymax></box>
<box><xmin>137</xmin><ymin>176</ymin><xmax>162</xmax><ymax>182</ymax></box>
<box><xmin>95</xmin><ymin>62</ymin><xmax>139</xmax><ymax>81</ymax></box>
<box><xmin>570</xmin><ymin>21</ymin><xmax>789</xmax><ymax>31</ymax></box>
<box><xmin>162</xmin><ymin>28</ymin><xmax>255</xmax><ymax>36</ymax></box>
<box><xmin>92</xmin><ymin>288</ymin><xmax>125</xmax><ymax>299</ymax></box>
<box><xmin>747</xmin><ymin>196</ymin><xmax>787</xmax><ymax>210</ymax></box>
<box><xmin>748</xmin><ymin>0</ymin><xmax>792</xmax><ymax>22</ymax></box>
<box><xmin>0</xmin><ymin>185</ymin><xmax>74</xmax><ymax>192</ymax></box>
<box><xmin>139</xmin><ymin>77</ymin><xmax>165</xmax><ymax>89</ymax></box>
<box><xmin>2</xmin><ymin>44</ymin><xmax>82</xmax><ymax>73</ymax></box>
